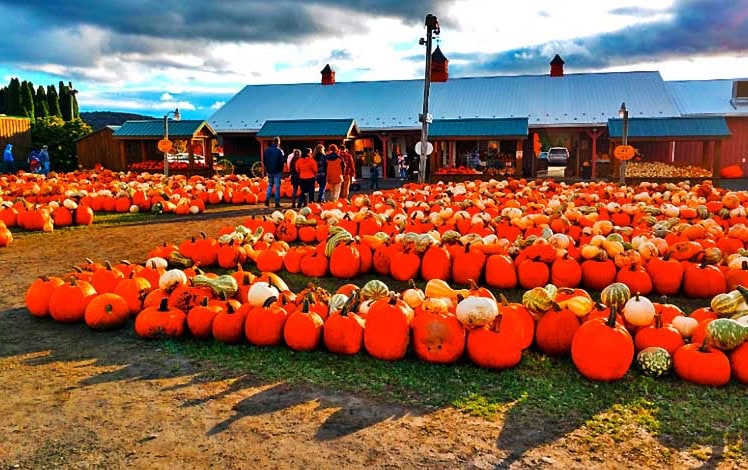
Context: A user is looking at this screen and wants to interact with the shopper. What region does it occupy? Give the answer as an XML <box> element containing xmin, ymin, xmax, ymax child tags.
<box><xmin>295</xmin><ymin>148</ymin><xmax>317</xmax><ymax>208</ymax></box>
<box><xmin>263</xmin><ymin>136</ymin><xmax>285</xmax><ymax>208</ymax></box>
<box><xmin>313</xmin><ymin>144</ymin><xmax>327</xmax><ymax>202</ymax></box>
<box><xmin>288</xmin><ymin>148</ymin><xmax>302</xmax><ymax>208</ymax></box>
<box><xmin>325</xmin><ymin>144</ymin><xmax>344</xmax><ymax>201</ymax></box>
<box><xmin>3</xmin><ymin>144</ymin><xmax>14</xmax><ymax>174</ymax></box>
<box><xmin>339</xmin><ymin>144</ymin><xmax>355</xmax><ymax>199</ymax></box>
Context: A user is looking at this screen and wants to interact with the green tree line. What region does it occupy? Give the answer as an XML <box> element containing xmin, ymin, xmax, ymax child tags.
<box><xmin>0</xmin><ymin>78</ymin><xmax>79</xmax><ymax>122</ymax></box>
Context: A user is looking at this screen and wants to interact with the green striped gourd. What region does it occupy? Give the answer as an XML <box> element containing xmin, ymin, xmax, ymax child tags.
<box><xmin>600</xmin><ymin>282</ymin><xmax>631</xmax><ymax>311</ymax></box>
<box><xmin>522</xmin><ymin>286</ymin><xmax>555</xmax><ymax>314</ymax></box>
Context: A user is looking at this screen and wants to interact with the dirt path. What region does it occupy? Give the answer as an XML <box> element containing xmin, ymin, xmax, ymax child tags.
<box><xmin>0</xmin><ymin>205</ymin><xmax>742</xmax><ymax>469</ymax></box>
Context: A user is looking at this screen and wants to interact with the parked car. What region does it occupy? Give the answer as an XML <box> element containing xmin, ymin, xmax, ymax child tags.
<box><xmin>547</xmin><ymin>147</ymin><xmax>569</xmax><ymax>166</ymax></box>
<box><xmin>538</xmin><ymin>151</ymin><xmax>548</xmax><ymax>161</ymax></box>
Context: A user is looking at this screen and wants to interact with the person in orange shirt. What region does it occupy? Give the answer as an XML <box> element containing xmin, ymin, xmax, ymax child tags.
<box><xmin>294</xmin><ymin>148</ymin><xmax>318</xmax><ymax>208</ymax></box>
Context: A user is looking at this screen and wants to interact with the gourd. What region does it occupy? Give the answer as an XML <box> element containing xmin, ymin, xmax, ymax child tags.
<box><xmin>622</xmin><ymin>293</ymin><xmax>655</xmax><ymax>326</ymax></box>
<box><xmin>402</xmin><ymin>279</ymin><xmax>425</xmax><ymax>308</ymax></box>
<box><xmin>455</xmin><ymin>296</ymin><xmax>499</xmax><ymax>328</ymax></box>
<box><xmin>328</xmin><ymin>293</ymin><xmax>349</xmax><ymax>312</ymax></box>
<box><xmin>706</xmin><ymin>318</ymin><xmax>748</xmax><ymax>350</ymax></box>
<box><xmin>671</xmin><ymin>315</ymin><xmax>699</xmax><ymax>338</ymax></box>
<box><xmin>360</xmin><ymin>279</ymin><xmax>390</xmax><ymax>301</ymax></box>
<box><xmin>192</xmin><ymin>274</ymin><xmax>238</xmax><ymax>298</ymax></box>
<box><xmin>636</xmin><ymin>347</ymin><xmax>672</xmax><ymax>378</ymax></box>
<box><xmin>168</xmin><ymin>250</ymin><xmax>194</xmax><ymax>268</ymax></box>
<box><xmin>145</xmin><ymin>257</ymin><xmax>168</xmax><ymax>270</ymax></box>
<box><xmin>158</xmin><ymin>269</ymin><xmax>188</xmax><ymax>291</ymax></box>
<box><xmin>600</xmin><ymin>282</ymin><xmax>631</xmax><ymax>311</ymax></box>
<box><xmin>522</xmin><ymin>286</ymin><xmax>555</xmax><ymax>314</ymax></box>
<box><xmin>424</xmin><ymin>279</ymin><xmax>469</xmax><ymax>303</ymax></box>
<box><xmin>710</xmin><ymin>286</ymin><xmax>748</xmax><ymax>316</ymax></box>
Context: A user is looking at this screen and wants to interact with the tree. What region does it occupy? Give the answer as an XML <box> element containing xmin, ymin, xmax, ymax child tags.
<box><xmin>6</xmin><ymin>78</ymin><xmax>23</xmax><ymax>117</ymax></box>
<box><xmin>58</xmin><ymin>81</ymin><xmax>71</xmax><ymax>121</ymax></box>
<box><xmin>69</xmin><ymin>82</ymin><xmax>79</xmax><ymax>119</ymax></box>
<box><xmin>47</xmin><ymin>85</ymin><xmax>61</xmax><ymax>118</ymax></box>
<box><xmin>31</xmin><ymin>116</ymin><xmax>92</xmax><ymax>171</ymax></box>
<box><xmin>0</xmin><ymin>88</ymin><xmax>6</xmax><ymax>114</ymax></box>
<box><xmin>20</xmin><ymin>80</ymin><xmax>35</xmax><ymax>120</ymax></box>
<box><xmin>34</xmin><ymin>86</ymin><xmax>49</xmax><ymax>119</ymax></box>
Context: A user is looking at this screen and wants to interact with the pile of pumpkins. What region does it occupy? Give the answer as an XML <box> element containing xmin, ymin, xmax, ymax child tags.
<box><xmin>24</xmin><ymin>253</ymin><xmax>748</xmax><ymax>386</ymax></box>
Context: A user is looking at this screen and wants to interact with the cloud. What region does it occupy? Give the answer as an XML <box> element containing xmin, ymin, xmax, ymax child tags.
<box><xmin>452</xmin><ymin>0</ymin><xmax>748</xmax><ymax>75</ymax></box>
<box><xmin>210</xmin><ymin>101</ymin><xmax>226</xmax><ymax>110</ymax></box>
<box><xmin>160</xmin><ymin>93</ymin><xmax>174</xmax><ymax>101</ymax></box>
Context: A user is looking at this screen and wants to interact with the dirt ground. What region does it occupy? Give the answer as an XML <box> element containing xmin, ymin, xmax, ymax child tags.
<box><xmin>0</xmin><ymin>204</ymin><xmax>744</xmax><ymax>469</ymax></box>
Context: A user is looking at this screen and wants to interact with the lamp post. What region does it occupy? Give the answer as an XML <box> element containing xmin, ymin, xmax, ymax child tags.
<box><xmin>618</xmin><ymin>102</ymin><xmax>629</xmax><ymax>185</ymax></box>
<box><xmin>163</xmin><ymin>108</ymin><xmax>181</xmax><ymax>177</ymax></box>
<box><xmin>417</xmin><ymin>13</ymin><xmax>440</xmax><ymax>184</ymax></box>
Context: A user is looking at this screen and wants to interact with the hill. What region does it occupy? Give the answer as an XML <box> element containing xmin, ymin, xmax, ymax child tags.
<box><xmin>80</xmin><ymin>111</ymin><xmax>157</xmax><ymax>131</ymax></box>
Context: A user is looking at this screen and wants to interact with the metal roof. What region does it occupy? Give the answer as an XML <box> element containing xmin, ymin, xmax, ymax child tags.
<box><xmin>667</xmin><ymin>79</ymin><xmax>748</xmax><ymax>116</ymax></box>
<box><xmin>256</xmin><ymin>119</ymin><xmax>359</xmax><ymax>138</ymax></box>
<box><xmin>607</xmin><ymin>117</ymin><xmax>731</xmax><ymax>139</ymax></box>
<box><xmin>429</xmin><ymin>118</ymin><xmax>528</xmax><ymax>138</ymax></box>
<box><xmin>113</xmin><ymin>120</ymin><xmax>216</xmax><ymax>138</ymax></box>
<box><xmin>209</xmin><ymin>71</ymin><xmax>682</xmax><ymax>133</ymax></box>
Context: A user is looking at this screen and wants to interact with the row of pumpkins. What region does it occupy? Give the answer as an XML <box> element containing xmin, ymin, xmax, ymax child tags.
<box><xmin>24</xmin><ymin>252</ymin><xmax>748</xmax><ymax>386</ymax></box>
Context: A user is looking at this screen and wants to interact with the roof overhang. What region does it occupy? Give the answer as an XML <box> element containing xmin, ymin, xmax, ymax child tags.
<box><xmin>607</xmin><ymin>117</ymin><xmax>731</xmax><ymax>141</ymax></box>
<box><xmin>256</xmin><ymin>119</ymin><xmax>360</xmax><ymax>140</ymax></box>
<box><xmin>428</xmin><ymin>118</ymin><xmax>529</xmax><ymax>139</ymax></box>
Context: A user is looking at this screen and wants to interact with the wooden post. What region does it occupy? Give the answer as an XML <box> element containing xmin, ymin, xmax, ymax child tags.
<box><xmin>714</xmin><ymin>139</ymin><xmax>722</xmax><ymax>181</ymax></box>
<box><xmin>701</xmin><ymin>140</ymin><xmax>710</xmax><ymax>168</ymax></box>
<box><xmin>377</xmin><ymin>134</ymin><xmax>389</xmax><ymax>180</ymax></box>
<box><xmin>120</xmin><ymin>140</ymin><xmax>126</xmax><ymax>170</ymax></box>
<box><xmin>140</xmin><ymin>140</ymin><xmax>146</xmax><ymax>164</ymax></box>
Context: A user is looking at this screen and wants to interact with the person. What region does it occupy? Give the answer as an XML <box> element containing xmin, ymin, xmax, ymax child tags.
<box><xmin>295</xmin><ymin>147</ymin><xmax>317</xmax><ymax>208</ymax></box>
<box><xmin>467</xmin><ymin>149</ymin><xmax>481</xmax><ymax>170</ymax></box>
<box><xmin>398</xmin><ymin>154</ymin><xmax>409</xmax><ymax>180</ymax></box>
<box><xmin>263</xmin><ymin>136</ymin><xmax>285</xmax><ymax>208</ymax></box>
<box><xmin>288</xmin><ymin>148</ymin><xmax>302</xmax><ymax>208</ymax></box>
<box><xmin>325</xmin><ymin>144</ymin><xmax>344</xmax><ymax>201</ymax></box>
<box><xmin>313</xmin><ymin>144</ymin><xmax>327</xmax><ymax>202</ymax></box>
<box><xmin>369</xmin><ymin>161</ymin><xmax>380</xmax><ymax>190</ymax></box>
<box><xmin>38</xmin><ymin>145</ymin><xmax>50</xmax><ymax>175</ymax></box>
<box><xmin>339</xmin><ymin>144</ymin><xmax>355</xmax><ymax>199</ymax></box>
<box><xmin>3</xmin><ymin>144</ymin><xmax>13</xmax><ymax>174</ymax></box>
<box><xmin>27</xmin><ymin>150</ymin><xmax>41</xmax><ymax>173</ymax></box>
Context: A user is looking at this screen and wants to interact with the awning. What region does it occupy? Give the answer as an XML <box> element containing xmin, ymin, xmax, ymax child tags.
<box><xmin>607</xmin><ymin>117</ymin><xmax>731</xmax><ymax>140</ymax></box>
<box><xmin>256</xmin><ymin>119</ymin><xmax>360</xmax><ymax>139</ymax></box>
<box><xmin>429</xmin><ymin>118</ymin><xmax>529</xmax><ymax>138</ymax></box>
<box><xmin>113</xmin><ymin>120</ymin><xmax>216</xmax><ymax>139</ymax></box>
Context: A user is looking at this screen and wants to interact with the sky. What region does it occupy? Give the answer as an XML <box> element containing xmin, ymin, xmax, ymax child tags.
<box><xmin>1</xmin><ymin>0</ymin><xmax>746</xmax><ymax>120</ymax></box>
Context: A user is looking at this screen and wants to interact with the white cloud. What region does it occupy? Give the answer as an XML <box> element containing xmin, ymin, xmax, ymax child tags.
<box><xmin>160</xmin><ymin>92</ymin><xmax>174</xmax><ymax>101</ymax></box>
<box><xmin>210</xmin><ymin>101</ymin><xmax>225</xmax><ymax>110</ymax></box>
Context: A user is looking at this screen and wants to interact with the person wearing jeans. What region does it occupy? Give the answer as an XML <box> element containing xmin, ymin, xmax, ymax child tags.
<box><xmin>295</xmin><ymin>148</ymin><xmax>317</xmax><ymax>208</ymax></box>
<box><xmin>263</xmin><ymin>136</ymin><xmax>285</xmax><ymax>208</ymax></box>
<box><xmin>313</xmin><ymin>144</ymin><xmax>327</xmax><ymax>202</ymax></box>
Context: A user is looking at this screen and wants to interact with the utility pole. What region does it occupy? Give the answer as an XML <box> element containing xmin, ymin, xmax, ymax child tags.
<box><xmin>418</xmin><ymin>14</ymin><xmax>439</xmax><ymax>184</ymax></box>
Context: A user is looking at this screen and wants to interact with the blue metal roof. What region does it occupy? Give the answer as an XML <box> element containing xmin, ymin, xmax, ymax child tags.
<box><xmin>429</xmin><ymin>118</ymin><xmax>528</xmax><ymax>137</ymax></box>
<box><xmin>667</xmin><ymin>79</ymin><xmax>748</xmax><ymax>116</ymax></box>
<box><xmin>607</xmin><ymin>117</ymin><xmax>731</xmax><ymax>139</ymax></box>
<box><xmin>256</xmin><ymin>119</ymin><xmax>359</xmax><ymax>138</ymax></box>
<box><xmin>113</xmin><ymin>120</ymin><xmax>215</xmax><ymax>138</ymax></box>
<box><xmin>209</xmin><ymin>71</ymin><xmax>682</xmax><ymax>133</ymax></box>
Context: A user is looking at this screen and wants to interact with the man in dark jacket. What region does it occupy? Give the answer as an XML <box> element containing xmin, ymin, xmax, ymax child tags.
<box><xmin>263</xmin><ymin>136</ymin><xmax>285</xmax><ymax>208</ymax></box>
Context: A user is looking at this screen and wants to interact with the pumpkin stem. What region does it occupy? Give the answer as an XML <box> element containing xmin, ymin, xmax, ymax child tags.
<box><xmin>158</xmin><ymin>297</ymin><xmax>170</xmax><ymax>312</ymax></box>
<box><xmin>698</xmin><ymin>340</ymin><xmax>711</xmax><ymax>353</ymax></box>
<box><xmin>200</xmin><ymin>296</ymin><xmax>209</xmax><ymax>307</ymax></box>
<box><xmin>262</xmin><ymin>296</ymin><xmax>277</xmax><ymax>308</ymax></box>
<box><xmin>498</xmin><ymin>293</ymin><xmax>510</xmax><ymax>307</ymax></box>
<box><xmin>654</xmin><ymin>312</ymin><xmax>663</xmax><ymax>329</ymax></box>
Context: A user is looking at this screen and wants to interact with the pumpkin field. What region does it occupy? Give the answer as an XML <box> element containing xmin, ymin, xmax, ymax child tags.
<box><xmin>1</xmin><ymin>169</ymin><xmax>748</xmax><ymax>468</ymax></box>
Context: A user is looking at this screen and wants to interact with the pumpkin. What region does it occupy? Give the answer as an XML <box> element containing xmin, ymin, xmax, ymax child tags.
<box><xmin>571</xmin><ymin>301</ymin><xmax>634</xmax><ymax>381</ymax></box>
<box><xmin>48</xmin><ymin>277</ymin><xmax>97</xmax><ymax>323</ymax></box>
<box><xmin>244</xmin><ymin>296</ymin><xmax>289</xmax><ymax>346</ymax></box>
<box><xmin>401</xmin><ymin>279</ymin><xmax>425</xmax><ymax>308</ymax></box>
<box><xmin>633</xmin><ymin>313</ymin><xmax>683</xmax><ymax>355</ymax></box>
<box><xmin>134</xmin><ymin>298</ymin><xmax>187</xmax><ymax>339</ymax></box>
<box><xmin>622</xmin><ymin>293</ymin><xmax>656</xmax><ymax>327</ymax></box>
<box><xmin>211</xmin><ymin>303</ymin><xmax>247</xmax><ymax>344</ymax></box>
<box><xmin>84</xmin><ymin>293</ymin><xmax>131</xmax><ymax>330</ymax></box>
<box><xmin>323</xmin><ymin>292</ymin><xmax>365</xmax><ymax>355</ymax></box>
<box><xmin>186</xmin><ymin>297</ymin><xmax>222</xmax><ymax>339</ymax></box>
<box><xmin>25</xmin><ymin>275</ymin><xmax>65</xmax><ymax>318</ymax></box>
<box><xmin>730</xmin><ymin>341</ymin><xmax>748</xmax><ymax>384</ymax></box>
<box><xmin>455</xmin><ymin>295</ymin><xmax>499</xmax><ymax>328</ymax></box>
<box><xmin>466</xmin><ymin>317</ymin><xmax>523</xmax><ymax>370</ymax></box>
<box><xmin>158</xmin><ymin>269</ymin><xmax>188</xmax><ymax>292</ymax></box>
<box><xmin>719</xmin><ymin>164</ymin><xmax>744</xmax><ymax>179</ymax></box>
<box><xmin>673</xmin><ymin>343</ymin><xmax>731</xmax><ymax>387</ymax></box>
<box><xmin>535</xmin><ymin>304</ymin><xmax>580</xmax><ymax>356</ymax></box>
<box><xmin>363</xmin><ymin>294</ymin><xmax>412</xmax><ymax>361</ymax></box>
<box><xmin>424</xmin><ymin>279</ymin><xmax>469</xmax><ymax>303</ymax></box>
<box><xmin>636</xmin><ymin>347</ymin><xmax>673</xmax><ymax>378</ymax></box>
<box><xmin>412</xmin><ymin>305</ymin><xmax>466</xmax><ymax>364</ymax></box>
<box><xmin>360</xmin><ymin>279</ymin><xmax>390</xmax><ymax>301</ymax></box>
<box><xmin>246</xmin><ymin>281</ymin><xmax>280</xmax><ymax>307</ymax></box>
<box><xmin>484</xmin><ymin>254</ymin><xmax>518</xmax><ymax>289</ymax></box>
<box><xmin>283</xmin><ymin>298</ymin><xmax>324</xmax><ymax>351</ymax></box>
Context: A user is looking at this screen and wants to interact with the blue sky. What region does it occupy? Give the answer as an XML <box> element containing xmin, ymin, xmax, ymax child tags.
<box><xmin>0</xmin><ymin>0</ymin><xmax>746</xmax><ymax>120</ymax></box>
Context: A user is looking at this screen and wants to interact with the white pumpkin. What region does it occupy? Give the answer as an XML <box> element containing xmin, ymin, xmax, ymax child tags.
<box><xmin>158</xmin><ymin>269</ymin><xmax>188</xmax><ymax>291</ymax></box>
<box><xmin>671</xmin><ymin>315</ymin><xmax>699</xmax><ymax>338</ymax></box>
<box><xmin>246</xmin><ymin>281</ymin><xmax>280</xmax><ymax>307</ymax></box>
<box><xmin>455</xmin><ymin>296</ymin><xmax>499</xmax><ymax>328</ymax></box>
<box><xmin>145</xmin><ymin>256</ymin><xmax>169</xmax><ymax>270</ymax></box>
<box><xmin>623</xmin><ymin>294</ymin><xmax>656</xmax><ymax>326</ymax></box>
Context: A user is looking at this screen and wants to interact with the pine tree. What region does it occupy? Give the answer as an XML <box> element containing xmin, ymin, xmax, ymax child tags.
<box><xmin>47</xmin><ymin>85</ymin><xmax>61</xmax><ymax>117</ymax></box>
<box><xmin>34</xmin><ymin>86</ymin><xmax>49</xmax><ymax>118</ymax></box>
<box><xmin>20</xmin><ymin>80</ymin><xmax>35</xmax><ymax>120</ymax></box>
<box><xmin>59</xmin><ymin>81</ymin><xmax>71</xmax><ymax>121</ymax></box>
<box><xmin>69</xmin><ymin>82</ymin><xmax>79</xmax><ymax>119</ymax></box>
<box><xmin>0</xmin><ymin>87</ymin><xmax>6</xmax><ymax>115</ymax></box>
<box><xmin>7</xmin><ymin>78</ymin><xmax>23</xmax><ymax>116</ymax></box>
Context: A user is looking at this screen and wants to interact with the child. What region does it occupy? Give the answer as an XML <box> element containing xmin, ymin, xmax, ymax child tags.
<box><xmin>369</xmin><ymin>163</ymin><xmax>380</xmax><ymax>190</ymax></box>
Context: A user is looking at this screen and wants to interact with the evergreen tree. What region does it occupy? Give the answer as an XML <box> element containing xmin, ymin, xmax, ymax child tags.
<box><xmin>20</xmin><ymin>80</ymin><xmax>35</xmax><ymax>120</ymax></box>
<box><xmin>7</xmin><ymin>78</ymin><xmax>23</xmax><ymax>116</ymax></box>
<box><xmin>69</xmin><ymin>82</ymin><xmax>79</xmax><ymax>119</ymax></box>
<box><xmin>0</xmin><ymin>88</ymin><xmax>6</xmax><ymax>115</ymax></box>
<box><xmin>34</xmin><ymin>86</ymin><xmax>49</xmax><ymax>119</ymax></box>
<box><xmin>47</xmin><ymin>85</ymin><xmax>61</xmax><ymax>118</ymax></box>
<box><xmin>59</xmin><ymin>81</ymin><xmax>71</xmax><ymax>121</ymax></box>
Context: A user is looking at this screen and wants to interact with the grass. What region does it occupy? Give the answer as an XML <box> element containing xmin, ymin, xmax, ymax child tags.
<box><xmin>162</xmin><ymin>270</ymin><xmax>748</xmax><ymax>458</ymax></box>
